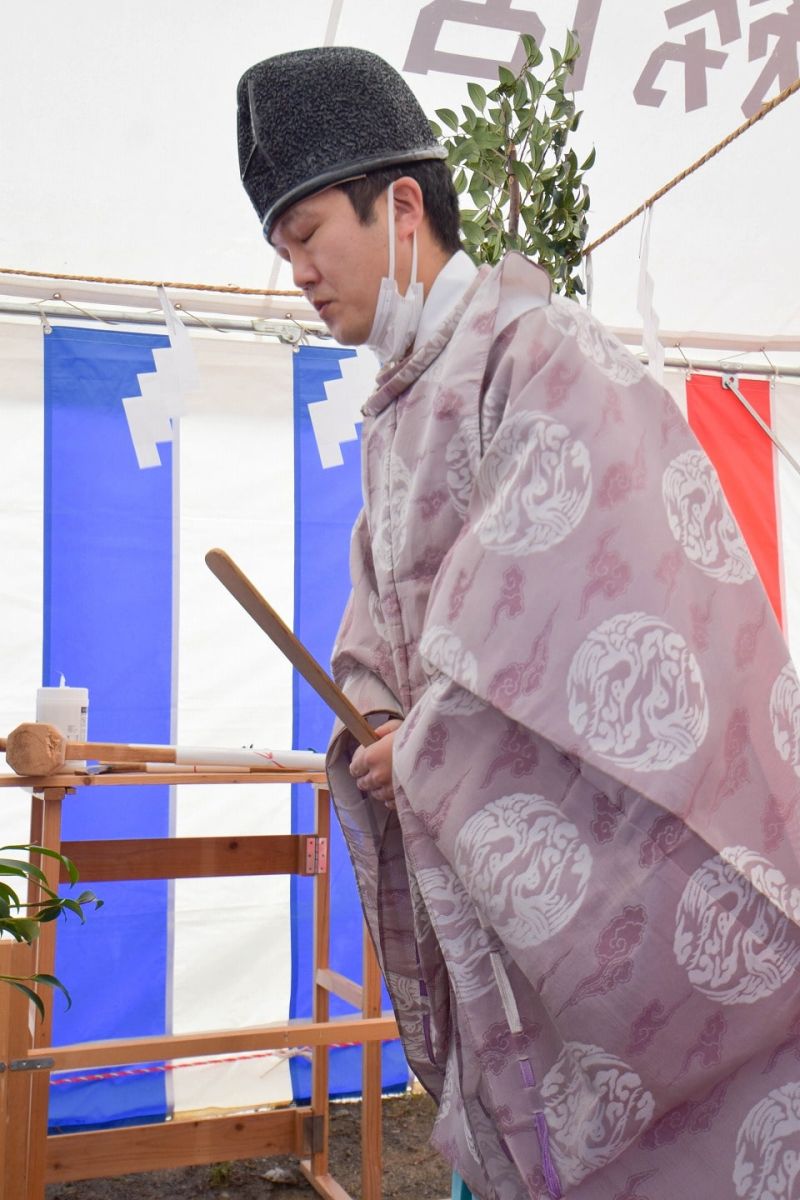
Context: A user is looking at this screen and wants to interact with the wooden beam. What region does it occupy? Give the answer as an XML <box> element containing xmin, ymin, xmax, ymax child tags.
<box><xmin>299</xmin><ymin>1161</ymin><xmax>355</xmax><ymax>1200</ymax></box>
<box><xmin>315</xmin><ymin>968</ymin><xmax>363</xmax><ymax>1011</ymax></box>
<box><xmin>0</xmin><ymin>770</ymin><xmax>326</xmax><ymax>789</ymax></box>
<box><xmin>29</xmin><ymin>1014</ymin><xmax>399</xmax><ymax>1071</ymax></box>
<box><xmin>59</xmin><ymin>835</ymin><xmax>323</xmax><ymax>881</ymax></box>
<box><xmin>46</xmin><ymin>1108</ymin><xmax>307</xmax><ymax>1183</ymax></box>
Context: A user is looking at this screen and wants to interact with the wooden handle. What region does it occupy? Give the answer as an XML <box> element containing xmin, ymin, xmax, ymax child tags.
<box><xmin>1</xmin><ymin>724</ymin><xmax>182</xmax><ymax>776</ymax></box>
<box><xmin>66</xmin><ymin>742</ymin><xmax>177</xmax><ymax>764</ymax></box>
<box><xmin>205</xmin><ymin>548</ymin><xmax>378</xmax><ymax>748</ymax></box>
<box><xmin>0</xmin><ymin>735</ymin><xmax>176</xmax><ymax>764</ymax></box>
<box><xmin>1</xmin><ymin>727</ymin><xmax>328</xmax><ymax>776</ymax></box>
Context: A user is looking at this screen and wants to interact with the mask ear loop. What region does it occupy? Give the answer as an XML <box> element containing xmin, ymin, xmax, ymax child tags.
<box><xmin>386</xmin><ymin>180</ymin><xmax>418</xmax><ymax>294</ymax></box>
<box><xmin>387</xmin><ymin>181</ymin><xmax>396</xmax><ymax>282</ymax></box>
<box><xmin>409</xmin><ymin>227</ymin><xmax>418</xmax><ymax>292</ymax></box>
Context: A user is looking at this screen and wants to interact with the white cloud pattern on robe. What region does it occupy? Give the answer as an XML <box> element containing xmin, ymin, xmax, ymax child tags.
<box><xmin>414</xmin><ymin>864</ymin><xmax>495</xmax><ymax>1001</ymax></box>
<box><xmin>734</xmin><ymin>1083</ymin><xmax>800</xmax><ymax>1199</ymax></box>
<box><xmin>542</xmin><ymin>1042</ymin><xmax>655</xmax><ymax>1187</ymax></box>
<box><xmin>438</xmin><ymin>1045</ymin><xmax>459</xmax><ymax>1120</ymax></box>
<box><xmin>420</xmin><ymin>626</ymin><xmax>485</xmax><ymax>715</ymax></box>
<box><xmin>770</xmin><ymin>663</ymin><xmax>800</xmax><ymax>779</ymax></box>
<box><xmin>473</xmin><ymin>412</ymin><xmax>592</xmax><ymax>554</ymax></box>
<box><xmin>372</xmin><ymin>447</ymin><xmax>411</xmax><ymax>574</ymax></box>
<box><xmin>545</xmin><ymin>296</ymin><xmax>647</xmax><ymax>386</ymax></box>
<box><xmin>662</xmin><ymin>449</ymin><xmax>755</xmax><ymax>583</ymax></box>
<box><xmin>454</xmin><ymin>794</ymin><xmax>592</xmax><ymax>952</ymax></box>
<box><xmin>674</xmin><ymin>850</ymin><xmax>800</xmax><ymax>1004</ymax></box>
<box><xmin>722</xmin><ymin>845</ymin><xmax>800</xmax><ymax>926</ymax></box>
<box><xmin>384</xmin><ymin>970</ymin><xmax>429</xmax><ymax>1065</ymax></box>
<box><xmin>446</xmin><ymin>425</ymin><xmax>479</xmax><ymax>517</ymax></box>
<box><xmin>567</xmin><ymin>612</ymin><xmax>709</xmax><ymax>770</ymax></box>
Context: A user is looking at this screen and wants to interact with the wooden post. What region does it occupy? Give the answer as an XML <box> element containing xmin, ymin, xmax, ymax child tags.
<box><xmin>0</xmin><ymin>940</ymin><xmax>39</xmax><ymax>1200</ymax></box>
<box><xmin>361</xmin><ymin>923</ymin><xmax>383</xmax><ymax>1200</ymax></box>
<box><xmin>0</xmin><ymin>947</ymin><xmax>12</xmax><ymax>1200</ymax></box>
<box><xmin>310</xmin><ymin>785</ymin><xmax>331</xmax><ymax>1179</ymax></box>
<box><xmin>26</xmin><ymin>787</ymin><xmax>65</xmax><ymax>1200</ymax></box>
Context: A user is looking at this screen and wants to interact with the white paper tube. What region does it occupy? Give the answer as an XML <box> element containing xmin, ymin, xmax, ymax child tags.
<box><xmin>172</xmin><ymin>747</ymin><xmax>326</xmax><ymax>771</ymax></box>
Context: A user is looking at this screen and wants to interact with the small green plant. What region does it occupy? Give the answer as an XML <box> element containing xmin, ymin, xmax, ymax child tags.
<box><xmin>430</xmin><ymin>31</ymin><xmax>594</xmax><ymax>296</ymax></box>
<box><xmin>209</xmin><ymin>1161</ymin><xmax>232</xmax><ymax>1187</ymax></box>
<box><xmin>0</xmin><ymin>843</ymin><xmax>102</xmax><ymax>1018</ymax></box>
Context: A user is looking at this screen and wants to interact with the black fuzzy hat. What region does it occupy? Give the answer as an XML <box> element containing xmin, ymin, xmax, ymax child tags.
<box><xmin>237</xmin><ymin>46</ymin><xmax>447</xmax><ymax>239</ymax></box>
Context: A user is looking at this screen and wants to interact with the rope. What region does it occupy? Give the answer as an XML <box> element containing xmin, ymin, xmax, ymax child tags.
<box><xmin>50</xmin><ymin>1041</ymin><xmax>363</xmax><ymax>1086</ymax></box>
<box><xmin>0</xmin><ymin>264</ymin><xmax>302</xmax><ymax>299</ymax></box>
<box><xmin>585</xmin><ymin>75</ymin><xmax>800</xmax><ymax>256</ymax></box>
<box><xmin>6</xmin><ymin>75</ymin><xmax>798</xmax><ymax>289</ymax></box>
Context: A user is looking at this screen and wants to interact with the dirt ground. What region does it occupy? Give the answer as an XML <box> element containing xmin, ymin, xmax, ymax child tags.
<box><xmin>44</xmin><ymin>1092</ymin><xmax>452</xmax><ymax>1200</ymax></box>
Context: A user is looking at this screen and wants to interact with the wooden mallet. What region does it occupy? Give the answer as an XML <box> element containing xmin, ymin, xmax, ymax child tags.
<box><xmin>0</xmin><ymin>726</ymin><xmax>326</xmax><ymax>777</ymax></box>
<box><xmin>0</xmin><ymin>724</ymin><xmax>174</xmax><ymax>776</ymax></box>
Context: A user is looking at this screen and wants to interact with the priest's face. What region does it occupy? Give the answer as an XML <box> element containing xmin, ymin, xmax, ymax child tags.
<box><xmin>271</xmin><ymin>187</ymin><xmax>389</xmax><ymax>345</ymax></box>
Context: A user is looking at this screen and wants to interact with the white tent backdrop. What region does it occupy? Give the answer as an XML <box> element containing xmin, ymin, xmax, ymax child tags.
<box><xmin>2</xmin><ymin>0</ymin><xmax>799</xmax><ymax>337</ymax></box>
<box><xmin>1</xmin><ymin>0</ymin><xmax>800</xmax><ymax>1129</ymax></box>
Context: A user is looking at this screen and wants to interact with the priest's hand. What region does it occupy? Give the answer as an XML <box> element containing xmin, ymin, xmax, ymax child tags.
<box><xmin>349</xmin><ymin>719</ymin><xmax>402</xmax><ymax>809</ymax></box>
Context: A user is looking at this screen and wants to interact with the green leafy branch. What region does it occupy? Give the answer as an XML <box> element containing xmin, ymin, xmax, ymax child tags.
<box><xmin>1</xmin><ymin>843</ymin><xmax>103</xmax><ymax>1019</ymax></box>
<box><xmin>430</xmin><ymin>31</ymin><xmax>595</xmax><ymax>297</ymax></box>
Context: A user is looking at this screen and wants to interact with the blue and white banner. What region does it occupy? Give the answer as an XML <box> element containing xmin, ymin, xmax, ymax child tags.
<box><xmin>45</xmin><ymin>324</ymin><xmax>174</xmax><ymax>1130</ymax></box>
<box><xmin>0</xmin><ymin>317</ymin><xmax>406</xmax><ymax>1131</ymax></box>
<box><xmin>3</xmin><ymin>314</ymin><xmax>800</xmax><ymax>1131</ymax></box>
<box><xmin>290</xmin><ymin>345</ymin><xmax>407</xmax><ymax>1100</ymax></box>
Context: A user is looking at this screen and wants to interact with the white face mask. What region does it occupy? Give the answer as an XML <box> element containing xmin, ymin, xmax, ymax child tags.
<box><xmin>366</xmin><ymin>182</ymin><xmax>424</xmax><ymax>364</ymax></box>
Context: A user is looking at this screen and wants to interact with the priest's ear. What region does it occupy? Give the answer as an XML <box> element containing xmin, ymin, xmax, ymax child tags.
<box><xmin>391</xmin><ymin>176</ymin><xmax>425</xmax><ymax>242</ymax></box>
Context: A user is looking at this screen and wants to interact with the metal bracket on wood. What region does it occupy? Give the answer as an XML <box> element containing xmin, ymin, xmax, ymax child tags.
<box><xmin>303</xmin><ymin>836</ymin><xmax>328</xmax><ymax>875</ymax></box>
<box><xmin>302</xmin><ymin>1113</ymin><xmax>325</xmax><ymax>1155</ymax></box>
<box><xmin>9</xmin><ymin>1057</ymin><xmax>54</xmax><ymax>1072</ymax></box>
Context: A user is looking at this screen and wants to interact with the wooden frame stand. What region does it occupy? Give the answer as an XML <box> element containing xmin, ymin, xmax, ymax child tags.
<box><xmin>0</xmin><ymin>769</ymin><xmax>398</xmax><ymax>1199</ymax></box>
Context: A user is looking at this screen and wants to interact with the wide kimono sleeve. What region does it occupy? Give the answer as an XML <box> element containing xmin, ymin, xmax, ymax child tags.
<box><xmin>325</xmin><ymin>507</ymin><xmax>448</xmax><ymax>1100</ymax></box>
<box><xmin>386</xmin><ymin>295</ymin><xmax>800</xmax><ymax>1198</ymax></box>
<box><xmin>405</xmin><ymin>294</ymin><xmax>800</xmax><ymax>892</ymax></box>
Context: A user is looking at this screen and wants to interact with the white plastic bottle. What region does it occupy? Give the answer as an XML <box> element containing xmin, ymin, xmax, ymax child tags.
<box><xmin>36</xmin><ymin>679</ymin><xmax>89</xmax><ymax>769</ymax></box>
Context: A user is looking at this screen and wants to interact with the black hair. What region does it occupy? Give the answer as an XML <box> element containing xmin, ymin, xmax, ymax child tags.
<box><xmin>339</xmin><ymin>160</ymin><xmax>462</xmax><ymax>255</ymax></box>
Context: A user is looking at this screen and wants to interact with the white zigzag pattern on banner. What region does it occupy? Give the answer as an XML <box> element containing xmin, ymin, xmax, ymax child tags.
<box><xmin>310</xmin><ymin>347</ymin><xmax>379</xmax><ymax>468</ymax></box>
<box><xmin>123</xmin><ymin>287</ymin><xmax>200</xmax><ymax>469</ymax></box>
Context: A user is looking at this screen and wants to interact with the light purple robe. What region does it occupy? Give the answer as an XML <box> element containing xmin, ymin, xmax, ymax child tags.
<box><xmin>326</xmin><ymin>254</ymin><xmax>800</xmax><ymax>1199</ymax></box>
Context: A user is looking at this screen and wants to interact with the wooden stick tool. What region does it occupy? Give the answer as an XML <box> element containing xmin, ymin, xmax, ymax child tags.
<box><xmin>0</xmin><ymin>726</ymin><xmax>326</xmax><ymax>777</ymax></box>
<box><xmin>205</xmin><ymin>548</ymin><xmax>378</xmax><ymax>748</ymax></box>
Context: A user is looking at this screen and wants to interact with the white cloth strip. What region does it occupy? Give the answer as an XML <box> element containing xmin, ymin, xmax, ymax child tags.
<box><xmin>637</xmin><ymin>207</ymin><xmax>665</xmax><ymax>385</ymax></box>
<box><xmin>170</xmin><ymin>335</ymin><xmax>296</xmax><ymax>1111</ymax></box>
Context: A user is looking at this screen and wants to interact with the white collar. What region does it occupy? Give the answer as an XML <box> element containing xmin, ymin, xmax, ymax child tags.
<box><xmin>414</xmin><ymin>250</ymin><xmax>478</xmax><ymax>350</ymax></box>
